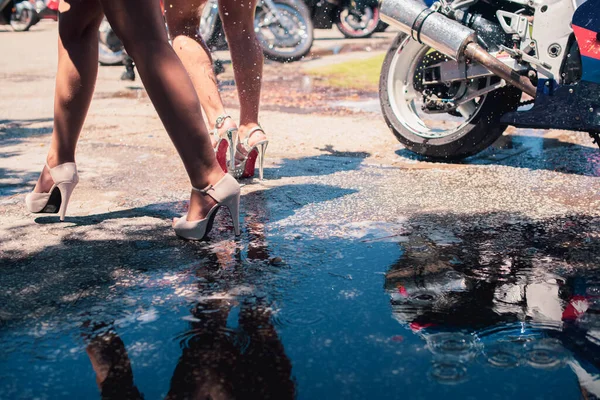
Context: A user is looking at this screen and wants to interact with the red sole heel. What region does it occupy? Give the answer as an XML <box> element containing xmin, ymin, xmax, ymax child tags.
<box><xmin>242</xmin><ymin>148</ymin><xmax>259</xmax><ymax>178</ymax></box>
<box><xmin>215</xmin><ymin>140</ymin><xmax>228</xmax><ymax>173</ymax></box>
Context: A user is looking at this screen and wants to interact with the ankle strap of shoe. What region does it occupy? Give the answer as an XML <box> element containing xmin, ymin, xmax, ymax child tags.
<box><xmin>242</xmin><ymin>126</ymin><xmax>266</xmax><ymax>148</ymax></box>
<box><xmin>193</xmin><ymin>184</ymin><xmax>214</xmax><ymax>195</ymax></box>
<box><xmin>215</xmin><ymin>115</ymin><xmax>232</xmax><ymax>129</ymax></box>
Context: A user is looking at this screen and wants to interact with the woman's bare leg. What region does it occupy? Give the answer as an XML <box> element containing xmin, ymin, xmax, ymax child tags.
<box><xmin>219</xmin><ymin>0</ymin><xmax>267</xmax><ymax>147</ymax></box>
<box><xmin>33</xmin><ymin>0</ymin><xmax>103</xmax><ymax>194</ymax></box>
<box><xmin>100</xmin><ymin>0</ymin><xmax>226</xmax><ymax>221</ymax></box>
<box><xmin>164</xmin><ymin>0</ymin><xmax>237</xmax><ymax>141</ymax></box>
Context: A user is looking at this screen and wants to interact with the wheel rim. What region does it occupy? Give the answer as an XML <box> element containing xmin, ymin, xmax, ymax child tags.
<box><xmin>339</xmin><ymin>6</ymin><xmax>378</xmax><ymax>36</ymax></box>
<box><xmin>10</xmin><ymin>8</ymin><xmax>33</xmax><ymax>31</ymax></box>
<box><xmin>255</xmin><ymin>3</ymin><xmax>310</xmax><ymax>57</ymax></box>
<box><xmin>199</xmin><ymin>2</ymin><xmax>218</xmax><ymax>42</ymax></box>
<box><xmin>386</xmin><ymin>39</ymin><xmax>487</xmax><ymax>139</ymax></box>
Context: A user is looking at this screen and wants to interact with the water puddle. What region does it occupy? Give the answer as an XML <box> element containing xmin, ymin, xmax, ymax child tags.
<box><xmin>1</xmin><ymin>203</ymin><xmax>599</xmax><ymax>398</ymax></box>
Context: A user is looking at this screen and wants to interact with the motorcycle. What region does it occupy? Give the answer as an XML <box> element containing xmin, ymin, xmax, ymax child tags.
<box><xmin>0</xmin><ymin>0</ymin><xmax>37</xmax><ymax>31</ymax></box>
<box><xmin>98</xmin><ymin>18</ymin><xmax>126</xmax><ymax>66</ymax></box>
<box><xmin>378</xmin><ymin>0</ymin><xmax>600</xmax><ymax>159</ymax></box>
<box><xmin>201</xmin><ymin>0</ymin><xmax>314</xmax><ymax>62</ymax></box>
<box><xmin>307</xmin><ymin>0</ymin><xmax>388</xmax><ymax>39</ymax></box>
<box><xmin>31</xmin><ymin>0</ymin><xmax>58</xmax><ymax>21</ymax></box>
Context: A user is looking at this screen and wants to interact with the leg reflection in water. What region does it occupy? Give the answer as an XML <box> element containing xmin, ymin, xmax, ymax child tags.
<box><xmin>86</xmin><ymin>331</ymin><xmax>143</xmax><ymax>400</ymax></box>
<box><xmin>167</xmin><ymin>202</ymin><xmax>294</xmax><ymax>399</ymax></box>
<box><xmin>166</xmin><ymin>296</ymin><xmax>294</xmax><ymax>400</ymax></box>
<box><xmin>85</xmin><ymin>193</ymin><xmax>293</xmax><ymax>399</ymax></box>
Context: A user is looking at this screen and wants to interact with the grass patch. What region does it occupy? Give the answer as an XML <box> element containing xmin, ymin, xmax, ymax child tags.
<box><xmin>306</xmin><ymin>53</ymin><xmax>385</xmax><ymax>91</ymax></box>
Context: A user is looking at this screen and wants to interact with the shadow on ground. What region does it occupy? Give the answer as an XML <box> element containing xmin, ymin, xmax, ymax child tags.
<box><xmin>264</xmin><ymin>148</ymin><xmax>369</xmax><ymax>179</ymax></box>
<box><xmin>395</xmin><ymin>133</ymin><xmax>600</xmax><ymax>177</ymax></box>
<box><xmin>0</xmin><ymin>118</ymin><xmax>53</xmax><ymax>147</ymax></box>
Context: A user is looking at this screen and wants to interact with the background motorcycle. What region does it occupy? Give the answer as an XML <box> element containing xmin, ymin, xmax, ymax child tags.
<box><xmin>0</xmin><ymin>0</ymin><xmax>37</xmax><ymax>31</ymax></box>
<box><xmin>201</xmin><ymin>0</ymin><xmax>314</xmax><ymax>62</ymax></box>
<box><xmin>31</xmin><ymin>0</ymin><xmax>58</xmax><ymax>21</ymax></box>
<box><xmin>378</xmin><ymin>0</ymin><xmax>600</xmax><ymax>159</ymax></box>
<box><xmin>98</xmin><ymin>18</ymin><xmax>126</xmax><ymax>66</ymax></box>
<box><xmin>306</xmin><ymin>0</ymin><xmax>387</xmax><ymax>39</ymax></box>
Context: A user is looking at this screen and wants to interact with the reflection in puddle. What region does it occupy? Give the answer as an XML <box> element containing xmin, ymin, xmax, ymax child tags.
<box><xmin>386</xmin><ymin>216</ymin><xmax>600</xmax><ymax>394</ymax></box>
<box><xmin>1</xmin><ymin>203</ymin><xmax>599</xmax><ymax>398</ymax></box>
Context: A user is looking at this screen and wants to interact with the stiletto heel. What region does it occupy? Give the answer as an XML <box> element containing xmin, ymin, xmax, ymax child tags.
<box><xmin>225</xmin><ymin>127</ymin><xmax>238</xmax><ymax>175</ymax></box>
<box><xmin>231</xmin><ymin>126</ymin><xmax>269</xmax><ymax>180</ymax></box>
<box><xmin>26</xmin><ymin>162</ymin><xmax>79</xmax><ymax>220</ymax></box>
<box><xmin>257</xmin><ymin>142</ymin><xmax>268</xmax><ymax>181</ymax></box>
<box><xmin>57</xmin><ymin>182</ymin><xmax>76</xmax><ymax>221</ymax></box>
<box><xmin>222</xmin><ymin>190</ymin><xmax>241</xmax><ymax>236</ymax></box>
<box><xmin>173</xmin><ymin>174</ymin><xmax>241</xmax><ymax>240</ymax></box>
<box><xmin>211</xmin><ymin>115</ymin><xmax>238</xmax><ymax>173</ymax></box>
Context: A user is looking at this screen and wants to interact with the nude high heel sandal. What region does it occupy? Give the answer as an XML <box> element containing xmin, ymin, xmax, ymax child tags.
<box><xmin>25</xmin><ymin>162</ymin><xmax>79</xmax><ymax>221</ymax></box>
<box><xmin>173</xmin><ymin>174</ymin><xmax>241</xmax><ymax>240</ymax></box>
<box><xmin>231</xmin><ymin>126</ymin><xmax>269</xmax><ymax>180</ymax></box>
<box><xmin>211</xmin><ymin>115</ymin><xmax>238</xmax><ymax>174</ymax></box>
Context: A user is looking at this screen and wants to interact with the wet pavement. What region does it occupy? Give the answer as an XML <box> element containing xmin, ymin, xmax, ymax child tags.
<box><xmin>2</xmin><ymin>22</ymin><xmax>600</xmax><ymax>399</ymax></box>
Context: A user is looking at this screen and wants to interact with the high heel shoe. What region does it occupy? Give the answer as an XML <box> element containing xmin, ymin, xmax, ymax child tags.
<box><xmin>173</xmin><ymin>174</ymin><xmax>241</xmax><ymax>240</ymax></box>
<box><xmin>211</xmin><ymin>115</ymin><xmax>238</xmax><ymax>174</ymax></box>
<box><xmin>231</xmin><ymin>126</ymin><xmax>269</xmax><ymax>180</ymax></box>
<box><xmin>25</xmin><ymin>162</ymin><xmax>79</xmax><ymax>221</ymax></box>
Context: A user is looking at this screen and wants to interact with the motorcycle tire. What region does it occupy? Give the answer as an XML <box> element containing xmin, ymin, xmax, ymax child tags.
<box><xmin>379</xmin><ymin>34</ymin><xmax>523</xmax><ymax>160</ymax></box>
<box><xmin>336</xmin><ymin>5</ymin><xmax>380</xmax><ymax>39</ymax></box>
<box><xmin>98</xmin><ymin>43</ymin><xmax>125</xmax><ymax>66</ymax></box>
<box><xmin>98</xmin><ymin>20</ymin><xmax>126</xmax><ymax>65</ymax></box>
<box><xmin>256</xmin><ymin>0</ymin><xmax>314</xmax><ymax>62</ymax></box>
<box><xmin>10</xmin><ymin>3</ymin><xmax>38</xmax><ymax>32</ymax></box>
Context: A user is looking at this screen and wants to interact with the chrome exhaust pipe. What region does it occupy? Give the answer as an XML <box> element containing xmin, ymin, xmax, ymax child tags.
<box><xmin>379</xmin><ymin>0</ymin><xmax>537</xmax><ymax>97</ymax></box>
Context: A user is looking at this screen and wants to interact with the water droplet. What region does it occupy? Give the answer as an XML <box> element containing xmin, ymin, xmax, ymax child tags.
<box><xmin>524</xmin><ymin>339</ymin><xmax>567</xmax><ymax>369</ymax></box>
<box><xmin>483</xmin><ymin>342</ymin><xmax>521</xmax><ymax>368</ymax></box>
<box><xmin>272</xmin><ymin>308</ymin><xmax>326</xmax><ymax>327</ymax></box>
<box><xmin>427</xmin><ymin>333</ymin><xmax>479</xmax><ymax>359</ymax></box>
<box><xmin>429</xmin><ymin>361</ymin><xmax>468</xmax><ymax>384</ymax></box>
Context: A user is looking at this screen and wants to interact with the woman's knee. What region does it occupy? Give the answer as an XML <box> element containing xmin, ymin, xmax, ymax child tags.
<box><xmin>101</xmin><ymin>0</ymin><xmax>170</xmax><ymax>57</ymax></box>
<box><xmin>57</xmin><ymin>0</ymin><xmax>103</xmax><ymax>41</ymax></box>
<box><xmin>219</xmin><ymin>0</ymin><xmax>256</xmax><ymax>34</ymax></box>
<box><xmin>164</xmin><ymin>0</ymin><xmax>205</xmax><ymax>38</ymax></box>
<box><xmin>172</xmin><ymin>35</ymin><xmax>205</xmax><ymax>56</ymax></box>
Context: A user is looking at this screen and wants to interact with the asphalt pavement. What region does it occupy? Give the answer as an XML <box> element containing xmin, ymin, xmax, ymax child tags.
<box><xmin>1</xmin><ymin>21</ymin><xmax>600</xmax><ymax>399</ymax></box>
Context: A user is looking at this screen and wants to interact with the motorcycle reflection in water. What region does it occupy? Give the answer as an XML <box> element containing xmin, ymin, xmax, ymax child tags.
<box><xmin>385</xmin><ymin>220</ymin><xmax>600</xmax><ymax>396</ymax></box>
<box><xmin>83</xmin><ymin>195</ymin><xmax>295</xmax><ymax>399</ymax></box>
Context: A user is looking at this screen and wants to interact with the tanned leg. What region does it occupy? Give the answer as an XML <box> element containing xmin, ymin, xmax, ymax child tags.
<box><xmin>33</xmin><ymin>0</ymin><xmax>103</xmax><ymax>194</ymax></box>
<box><xmin>219</xmin><ymin>0</ymin><xmax>266</xmax><ymax>147</ymax></box>
<box><xmin>165</xmin><ymin>0</ymin><xmax>237</xmax><ymax>140</ymax></box>
<box><xmin>100</xmin><ymin>0</ymin><xmax>226</xmax><ymax>221</ymax></box>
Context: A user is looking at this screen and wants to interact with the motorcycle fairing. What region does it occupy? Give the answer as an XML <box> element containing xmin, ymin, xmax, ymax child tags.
<box><xmin>500</xmin><ymin>80</ymin><xmax>600</xmax><ymax>132</ymax></box>
<box><xmin>500</xmin><ymin>0</ymin><xmax>600</xmax><ymax>133</ymax></box>
<box><xmin>572</xmin><ymin>0</ymin><xmax>600</xmax><ymax>83</ymax></box>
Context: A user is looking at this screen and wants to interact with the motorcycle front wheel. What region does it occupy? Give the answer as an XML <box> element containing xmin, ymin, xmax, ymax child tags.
<box><xmin>98</xmin><ymin>19</ymin><xmax>125</xmax><ymax>65</ymax></box>
<box><xmin>336</xmin><ymin>5</ymin><xmax>380</xmax><ymax>39</ymax></box>
<box><xmin>379</xmin><ymin>34</ymin><xmax>522</xmax><ymax>160</ymax></box>
<box><xmin>255</xmin><ymin>0</ymin><xmax>314</xmax><ymax>62</ymax></box>
<box><xmin>10</xmin><ymin>3</ymin><xmax>37</xmax><ymax>32</ymax></box>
